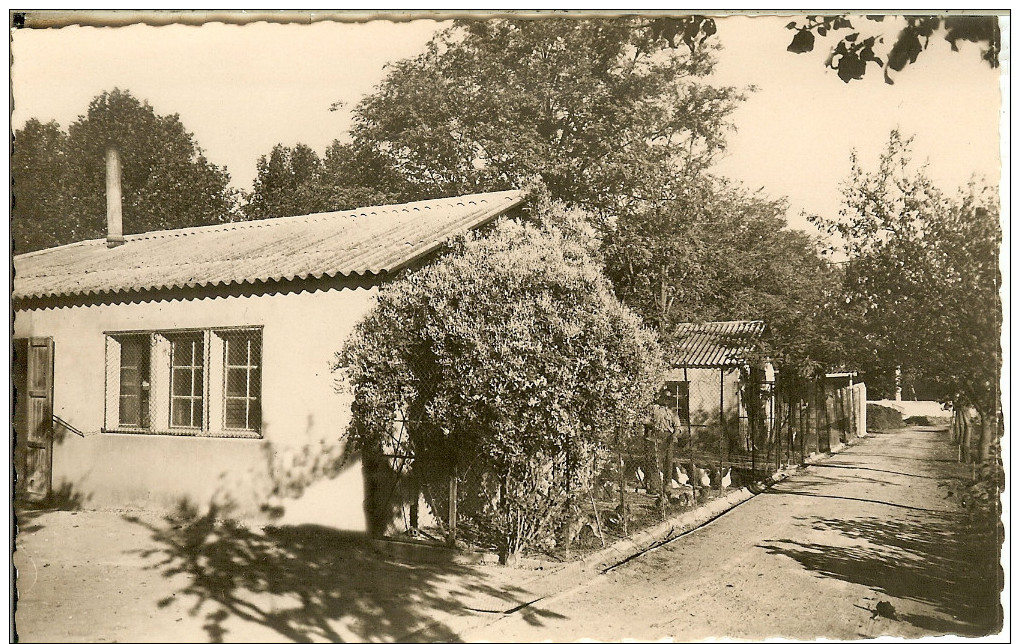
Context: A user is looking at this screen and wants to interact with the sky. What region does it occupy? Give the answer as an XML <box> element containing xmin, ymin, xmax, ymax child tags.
<box><xmin>10</xmin><ymin>13</ymin><xmax>1006</xmax><ymax>234</ymax></box>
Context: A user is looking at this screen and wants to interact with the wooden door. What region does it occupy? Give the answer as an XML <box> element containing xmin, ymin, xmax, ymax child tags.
<box><xmin>14</xmin><ymin>337</ymin><xmax>54</xmax><ymax>500</ymax></box>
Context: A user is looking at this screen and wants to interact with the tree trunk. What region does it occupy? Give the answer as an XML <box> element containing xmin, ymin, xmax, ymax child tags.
<box><xmin>977</xmin><ymin>409</ymin><xmax>994</xmax><ymax>464</ymax></box>
<box><xmin>960</xmin><ymin>409</ymin><xmax>973</xmax><ymax>464</ymax></box>
<box><xmin>409</xmin><ymin>474</ymin><xmax>420</xmax><ymax>532</ymax></box>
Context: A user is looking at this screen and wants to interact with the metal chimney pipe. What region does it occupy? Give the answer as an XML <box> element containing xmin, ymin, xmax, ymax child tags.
<box><xmin>105</xmin><ymin>145</ymin><xmax>125</xmax><ymax>248</ymax></box>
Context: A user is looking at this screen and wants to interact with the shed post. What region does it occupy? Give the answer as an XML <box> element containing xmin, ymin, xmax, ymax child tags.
<box><xmin>684</xmin><ymin>367</ymin><xmax>692</xmax><ymax>470</ymax></box>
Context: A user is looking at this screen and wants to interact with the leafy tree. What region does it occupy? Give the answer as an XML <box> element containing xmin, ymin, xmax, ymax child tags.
<box><xmin>64</xmin><ymin>89</ymin><xmax>238</xmax><ymax>238</ymax></box>
<box><xmin>13</xmin><ymin>89</ymin><xmax>238</xmax><ymax>253</ymax></box>
<box><xmin>334</xmin><ymin>208</ymin><xmax>663</xmax><ymax>562</ymax></box>
<box><xmin>317</xmin><ymin>141</ymin><xmax>413</xmax><ymax>210</ymax></box>
<box><xmin>243</xmin><ymin>141</ymin><xmax>414</xmax><ymax>219</ymax></box>
<box><xmin>813</xmin><ymin>130</ymin><xmax>1001</xmax><ymax>460</ymax></box>
<box><xmin>350</xmin><ymin>17</ymin><xmax>745</xmax><ymax>216</ymax></box>
<box><xmin>785</xmin><ymin>14</ymin><xmax>1000</xmax><ymax>83</ymax></box>
<box><xmin>604</xmin><ymin>178</ymin><xmax>844</xmax><ymax>372</ymax></box>
<box><xmin>243</xmin><ymin>143</ymin><xmax>329</xmax><ymax>219</ymax></box>
<box><xmin>11</xmin><ymin>119</ymin><xmax>70</xmax><ymax>252</ymax></box>
<box><xmin>347</xmin><ymin>17</ymin><xmax>841</xmax><ymax>370</ymax></box>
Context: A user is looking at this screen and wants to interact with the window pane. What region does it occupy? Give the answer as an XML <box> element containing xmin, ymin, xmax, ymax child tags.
<box><xmin>172</xmin><ymin>340</ymin><xmax>190</xmax><ymax>366</ymax></box>
<box><xmin>677</xmin><ymin>382</ymin><xmax>690</xmax><ymax>424</ymax></box>
<box><xmin>249</xmin><ymin>336</ymin><xmax>261</xmax><ymax>363</ymax></box>
<box><xmin>117</xmin><ymin>335</ymin><xmax>151</xmax><ymax>427</ymax></box>
<box><xmin>226</xmin><ymin>337</ymin><xmax>249</xmax><ymax>366</ymax></box>
<box><xmin>171</xmin><ymin>399</ymin><xmax>192</xmax><ymax>427</ymax></box>
<box><xmin>224</xmin><ymin>399</ymin><xmax>247</xmax><ymax>429</ymax></box>
<box><xmin>168</xmin><ymin>334</ymin><xmax>204</xmax><ymax>429</ymax></box>
<box><xmin>191</xmin><ymin>399</ymin><xmax>204</xmax><ymax>427</ymax></box>
<box><xmin>119</xmin><ymin>396</ymin><xmax>139</xmax><ymax>426</ymax></box>
<box><xmin>172</xmin><ymin>335</ymin><xmax>203</xmax><ymax>367</ymax></box>
<box><xmin>248</xmin><ymin>403</ymin><xmax>261</xmax><ymax>431</ymax></box>
<box><xmin>121</xmin><ymin>336</ymin><xmax>146</xmax><ymax>368</ymax></box>
<box><xmin>120</xmin><ymin>366</ymin><xmax>140</xmax><ymax>394</ymax></box>
<box><xmin>249</xmin><ymin>368</ymin><xmax>261</xmax><ymax>398</ymax></box>
<box><xmin>221</xmin><ymin>330</ymin><xmax>262</xmax><ymax>433</ymax></box>
<box><xmin>172</xmin><ymin>369</ymin><xmax>193</xmax><ymax>396</ymax></box>
<box><xmin>226</xmin><ymin>369</ymin><xmax>248</xmax><ymax>397</ymax></box>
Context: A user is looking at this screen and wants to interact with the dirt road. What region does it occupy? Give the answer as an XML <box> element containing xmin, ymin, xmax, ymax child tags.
<box><xmin>464</xmin><ymin>425</ymin><xmax>1003</xmax><ymax>641</ymax></box>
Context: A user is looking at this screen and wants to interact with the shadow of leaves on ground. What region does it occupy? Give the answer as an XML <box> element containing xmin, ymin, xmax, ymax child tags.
<box><xmin>125</xmin><ymin>509</ymin><xmax>558</xmax><ymax>643</ymax></box>
<box><xmin>15</xmin><ymin>481</ymin><xmax>91</xmax><ymax>536</ymax></box>
<box><xmin>760</xmin><ymin>513</ymin><xmax>1001</xmax><ymax>636</ymax></box>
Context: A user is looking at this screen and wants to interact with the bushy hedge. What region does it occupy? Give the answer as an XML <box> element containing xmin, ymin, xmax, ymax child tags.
<box><xmin>867</xmin><ymin>403</ymin><xmax>905</xmax><ymax>431</ymax></box>
<box><xmin>335</xmin><ymin>208</ymin><xmax>664</xmax><ymax>562</ymax></box>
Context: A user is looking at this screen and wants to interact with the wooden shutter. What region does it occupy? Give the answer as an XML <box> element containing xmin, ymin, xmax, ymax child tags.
<box><xmin>15</xmin><ymin>337</ymin><xmax>54</xmax><ymax>499</ymax></box>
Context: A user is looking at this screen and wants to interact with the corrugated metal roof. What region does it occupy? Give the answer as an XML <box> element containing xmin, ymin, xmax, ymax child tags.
<box><xmin>13</xmin><ymin>190</ymin><xmax>525</xmax><ymax>301</ymax></box>
<box><xmin>670</xmin><ymin>320</ymin><xmax>766</xmax><ymax>368</ymax></box>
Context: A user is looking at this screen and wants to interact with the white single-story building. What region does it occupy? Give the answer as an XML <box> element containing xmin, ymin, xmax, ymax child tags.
<box><xmin>13</xmin><ymin>169</ymin><xmax>525</xmax><ymax>532</ymax></box>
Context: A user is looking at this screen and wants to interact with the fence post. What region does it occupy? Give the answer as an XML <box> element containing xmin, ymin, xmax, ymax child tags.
<box><xmin>617</xmin><ymin>424</ymin><xmax>628</xmax><ymax>536</ymax></box>
<box><xmin>849</xmin><ymin>387</ymin><xmax>857</xmax><ymax>440</ymax></box>
<box><xmin>783</xmin><ymin>379</ymin><xmax>791</xmax><ymax>465</ymax></box>
<box><xmin>799</xmin><ymin>381</ymin><xmax>805</xmax><ymax>464</ymax></box>
<box><xmin>719</xmin><ymin>368</ymin><xmax>725</xmax><ymax>483</ymax></box>
<box><xmin>749</xmin><ymin>369</ymin><xmax>756</xmax><ymax>480</ymax></box>
<box><xmin>813</xmin><ymin>379</ymin><xmax>825</xmax><ymax>454</ymax></box>
<box><xmin>771</xmin><ymin>379</ymin><xmax>779</xmax><ymax>471</ymax></box>
<box><xmin>447</xmin><ymin>466</ymin><xmax>458</xmax><ymax>547</ymax></box>
<box><xmin>841</xmin><ymin>387</ymin><xmax>850</xmax><ymax>444</ymax></box>
<box><xmin>786</xmin><ymin>382</ymin><xmax>793</xmax><ymax>467</ymax></box>
<box><xmin>683</xmin><ymin>367</ymin><xmax>693</xmax><ymax>477</ymax></box>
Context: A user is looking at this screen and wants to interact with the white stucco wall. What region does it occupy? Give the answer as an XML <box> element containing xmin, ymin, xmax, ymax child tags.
<box><xmin>14</xmin><ymin>285</ymin><xmax>379</xmax><ymax>530</ymax></box>
<box><xmin>665</xmin><ymin>367</ymin><xmax>742</xmax><ymax>426</ymax></box>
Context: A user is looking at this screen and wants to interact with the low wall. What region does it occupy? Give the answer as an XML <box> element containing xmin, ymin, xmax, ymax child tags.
<box><xmin>869</xmin><ymin>399</ymin><xmax>952</xmax><ymax>419</ymax></box>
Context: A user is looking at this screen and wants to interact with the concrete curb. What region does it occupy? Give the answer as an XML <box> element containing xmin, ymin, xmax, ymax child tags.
<box><xmin>406</xmin><ymin>438</ymin><xmax>865</xmax><ymax>641</ymax></box>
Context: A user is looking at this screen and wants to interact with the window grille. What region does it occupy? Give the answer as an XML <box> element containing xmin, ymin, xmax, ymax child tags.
<box><xmin>104</xmin><ymin>327</ymin><xmax>263</xmax><ymax>438</ymax></box>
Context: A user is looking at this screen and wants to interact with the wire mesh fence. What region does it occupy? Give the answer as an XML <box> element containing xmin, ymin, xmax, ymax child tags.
<box><xmin>368</xmin><ymin>369</ymin><xmax>866</xmax><ymax>561</ymax></box>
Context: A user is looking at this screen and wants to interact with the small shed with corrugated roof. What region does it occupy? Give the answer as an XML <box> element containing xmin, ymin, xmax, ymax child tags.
<box><xmin>658</xmin><ymin>320</ymin><xmax>774</xmax><ymax>460</ymax></box>
<box><xmin>13</xmin><ymin>186</ymin><xmax>526</xmax><ymax>532</ymax></box>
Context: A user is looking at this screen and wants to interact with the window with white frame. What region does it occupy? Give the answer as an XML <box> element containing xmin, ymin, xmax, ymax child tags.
<box><xmin>222</xmin><ymin>331</ymin><xmax>262</xmax><ymax>432</ymax></box>
<box><xmin>105</xmin><ymin>327</ymin><xmax>263</xmax><ymax>437</ymax></box>
<box><xmin>661</xmin><ymin>381</ymin><xmax>691</xmax><ymax>425</ymax></box>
